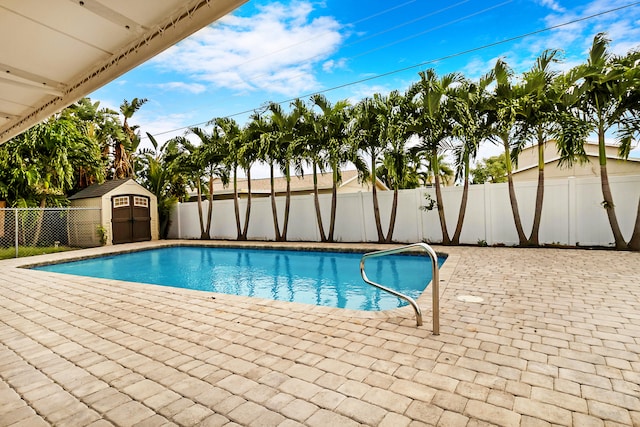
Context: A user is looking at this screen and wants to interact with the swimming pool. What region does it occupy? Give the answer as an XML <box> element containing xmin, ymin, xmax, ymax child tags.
<box><xmin>33</xmin><ymin>246</ymin><xmax>445</xmax><ymax>311</ymax></box>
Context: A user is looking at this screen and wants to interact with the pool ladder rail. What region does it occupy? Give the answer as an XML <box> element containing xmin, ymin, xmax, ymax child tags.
<box><xmin>359</xmin><ymin>243</ymin><xmax>440</xmax><ymax>334</ymax></box>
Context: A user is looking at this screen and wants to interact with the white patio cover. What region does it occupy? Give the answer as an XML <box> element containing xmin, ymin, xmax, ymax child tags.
<box><xmin>0</xmin><ymin>0</ymin><xmax>247</xmax><ymax>144</ymax></box>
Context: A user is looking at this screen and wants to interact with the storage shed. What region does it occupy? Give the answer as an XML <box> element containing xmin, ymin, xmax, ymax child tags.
<box><xmin>69</xmin><ymin>179</ymin><xmax>158</xmax><ymax>246</ymax></box>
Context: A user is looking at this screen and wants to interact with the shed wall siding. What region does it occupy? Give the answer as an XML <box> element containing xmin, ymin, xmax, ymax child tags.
<box><xmin>102</xmin><ymin>182</ymin><xmax>159</xmax><ymax>243</ymax></box>
<box><xmin>70</xmin><ymin>180</ymin><xmax>159</xmax><ymax>245</ymax></box>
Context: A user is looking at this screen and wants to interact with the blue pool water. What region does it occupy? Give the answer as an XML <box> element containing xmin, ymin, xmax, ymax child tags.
<box><xmin>34</xmin><ymin>246</ymin><xmax>445</xmax><ymax>311</ymax></box>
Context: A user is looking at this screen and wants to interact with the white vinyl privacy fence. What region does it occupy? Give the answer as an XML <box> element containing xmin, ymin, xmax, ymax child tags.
<box><xmin>167</xmin><ymin>175</ymin><xmax>640</xmax><ymax>247</ymax></box>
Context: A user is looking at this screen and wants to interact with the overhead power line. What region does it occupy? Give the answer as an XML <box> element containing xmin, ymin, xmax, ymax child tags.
<box><xmin>220</xmin><ymin>0</ymin><xmax>480</xmax><ymax>95</ymax></box>
<box><xmin>212</xmin><ymin>0</ymin><xmax>423</xmax><ymax>73</ymax></box>
<box><xmin>148</xmin><ymin>1</ymin><xmax>640</xmax><ymax>138</ymax></box>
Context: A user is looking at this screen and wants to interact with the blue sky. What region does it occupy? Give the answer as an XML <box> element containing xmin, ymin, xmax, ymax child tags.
<box><xmin>90</xmin><ymin>0</ymin><xmax>640</xmax><ymax>166</ymax></box>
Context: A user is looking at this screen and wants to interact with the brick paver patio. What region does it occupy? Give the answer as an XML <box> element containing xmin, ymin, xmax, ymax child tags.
<box><xmin>1</xmin><ymin>241</ymin><xmax>639</xmax><ymax>426</ymax></box>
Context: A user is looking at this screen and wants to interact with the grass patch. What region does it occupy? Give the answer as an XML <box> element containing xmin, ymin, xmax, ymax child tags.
<box><xmin>0</xmin><ymin>246</ymin><xmax>76</xmax><ymax>260</ymax></box>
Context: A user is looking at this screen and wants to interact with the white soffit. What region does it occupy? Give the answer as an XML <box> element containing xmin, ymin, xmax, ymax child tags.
<box><xmin>0</xmin><ymin>0</ymin><xmax>247</xmax><ymax>144</ymax></box>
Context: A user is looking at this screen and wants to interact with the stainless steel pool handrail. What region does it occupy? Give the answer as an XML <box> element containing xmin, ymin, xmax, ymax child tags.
<box><xmin>360</xmin><ymin>243</ymin><xmax>440</xmax><ymax>334</ymax></box>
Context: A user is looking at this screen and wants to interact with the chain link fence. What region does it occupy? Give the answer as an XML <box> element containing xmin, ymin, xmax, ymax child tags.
<box><xmin>0</xmin><ymin>207</ymin><xmax>102</xmax><ymax>259</ymax></box>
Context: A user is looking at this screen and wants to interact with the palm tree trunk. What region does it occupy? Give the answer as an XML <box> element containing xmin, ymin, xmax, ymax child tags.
<box><xmin>232</xmin><ymin>167</ymin><xmax>242</xmax><ymax>240</ymax></box>
<box><xmin>312</xmin><ymin>162</ymin><xmax>327</xmax><ymax>242</ymax></box>
<box><xmin>328</xmin><ymin>166</ymin><xmax>338</xmax><ymax>242</ymax></box>
<box><xmin>598</xmin><ymin>126</ymin><xmax>626</xmax><ymax>249</ymax></box>
<box><xmin>600</xmin><ymin>164</ymin><xmax>626</xmax><ymax>248</ymax></box>
<box><xmin>432</xmin><ymin>149</ymin><xmax>451</xmax><ymax>245</ymax></box>
<box><xmin>269</xmin><ymin>163</ymin><xmax>281</xmax><ymax>241</ymax></box>
<box><xmin>371</xmin><ymin>155</ymin><xmax>385</xmax><ymax>243</ymax></box>
<box><xmin>196</xmin><ymin>177</ymin><xmax>207</xmax><ymax>240</ymax></box>
<box><xmin>204</xmin><ymin>175</ymin><xmax>213</xmax><ymax>240</ymax></box>
<box><xmin>502</xmin><ymin>133</ymin><xmax>527</xmax><ymax>245</ymax></box>
<box><xmin>627</xmin><ymin>197</ymin><xmax>640</xmax><ymax>251</ymax></box>
<box><xmin>452</xmin><ymin>172</ymin><xmax>469</xmax><ymax>245</ymax></box>
<box><xmin>384</xmin><ymin>188</ymin><xmax>399</xmax><ymax>243</ymax></box>
<box><xmin>527</xmin><ymin>131</ymin><xmax>545</xmax><ymax>246</ymax></box>
<box><xmin>281</xmin><ymin>164</ymin><xmax>291</xmax><ymax>242</ymax></box>
<box><xmin>241</xmin><ymin>168</ymin><xmax>252</xmax><ymax>241</ymax></box>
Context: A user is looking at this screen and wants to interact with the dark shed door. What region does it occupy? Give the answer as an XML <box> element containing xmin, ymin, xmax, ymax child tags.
<box><xmin>111</xmin><ymin>195</ymin><xmax>151</xmax><ymax>244</ymax></box>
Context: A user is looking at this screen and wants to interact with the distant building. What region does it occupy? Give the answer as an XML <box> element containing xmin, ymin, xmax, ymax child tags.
<box><xmin>512</xmin><ymin>142</ymin><xmax>640</xmax><ymax>182</ymax></box>
<box><xmin>189</xmin><ymin>170</ymin><xmax>389</xmax><ymax>200</ymax></box>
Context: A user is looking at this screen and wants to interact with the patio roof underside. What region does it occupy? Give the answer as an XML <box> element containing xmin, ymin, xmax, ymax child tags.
<box><xmin>0</xmin><ymin>0</ymin><xmax>246</xmax><ymax>145</ymax></box>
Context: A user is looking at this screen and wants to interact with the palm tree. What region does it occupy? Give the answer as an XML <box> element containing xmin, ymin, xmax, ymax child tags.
<box><xmin>422</xmin><ymin>154</ymin><xmax>455</xmax><ymax>186</ymax></box>
<box><xmin>378</xmin><ymin>149</ymin><xmax>430</xmax><ymax>189</ymax></box>
<box><xmin>265</xmin><ymin>101</ymin><xmax>303</xmax><ymax>242</ymax></box>
<box><xmin>114</xmin><ymin>97</ymin><xmax>147</xmax><ymax>179</ymax></box>
<box><xmin>511</xmin><ymin>49</ymin><xmax>563</xmax><ymax>246</ymax></box>
<box><xmin>173</xmin><ymin>129</ymin><xmax>227</xmax><ymax>240</ymax></box>
<box><xmin>301</xmin><ymin>98</ymin><xmax>328</xmax><ymax>242</ymax></box>
<box><xmin>489</xmin><ymin>59</ymin><xmax>528</xmax><ymax>245</ymax></box>
<box><xmin>407</xmin><ymin>69</ymin><xmax>466</xmax><ymax>245</ymax></box>
<box><xmin>565</xmin><ymin>33</ymin><xmax>640</xmax><ymax>249</ymax></box>
<box><xmin>350</xmin><ymin>96</ymin><xmax>386</xmax><ymax>242</ymax></box>
<box><xmin>490</xmin><ymin>50</ymin><xmax>559</xmax><ymax>246</ymax></box>
<box><xmin>172</xmin><ymin>136</ymin><xmax>208</xmax><ymax>239</ymax></box>
<box><xmin>375</xmin><ymin>90</ymin><xmax>413</xmax><ymax>243</ymax></box>
<box><xmin>140</xmin><ymin>133</ymin><xmax>187</xmax><ymax>238</ymax></box>
<box><xmin>257</xmin><ymin>111</ymin><xmax>283</xmax><ymax>241</ymax></box>
<box><xmin>212</xmin><ymin>117</ymin><xmax>246</xmax><ymax>240</ymax></box>
<box><xmin>191</xmin><ymin>127</ymin><xmax>229</xmax><ymax>240</ymax></box>
<box><xmin>241</xmin><ymin>112</ymin><xmax>269</xmax><ymax>240</ymax></box>
<box><xmin>309</xmin><ymin>94</ymin><xmax>352</xmax><ymax>242</ymax></box>
<box><xmin>449</xmin><ymin>73</ymin><xmax>493</xmax><ymax>244</ymax></box>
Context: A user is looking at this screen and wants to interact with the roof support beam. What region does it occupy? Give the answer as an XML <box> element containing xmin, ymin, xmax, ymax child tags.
<box><xmin>0</xmin><ymin>75</ymin><xmax>64</xmax><ymax>97</ymax></box>
<box><xmin>0</xmin><ymin>63</ymin><xmax>65</xmax><ymax>92</ymax></box>
<box><xmin>0</xmin><ymin>111</ymin><xmax>18</xmax><ymax>120</ymax></box>
<box><xmin>70</xmin><ymin>0</ymin><xmax>146</xmax><ymax>34</ymax></box>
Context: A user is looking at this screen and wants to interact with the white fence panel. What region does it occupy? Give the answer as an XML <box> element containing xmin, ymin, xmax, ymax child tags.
<box><xmin>486</xmin><ymin>182</ymin><xmax>518</xmax><ymax>245</ymax></box>
<box><xmin>286</xmin><ymin>194</ymin><xmax>319</xmax><ymax>241</ymax></box>
<box><xmin>389</xmin><ymin>189</ymin><xmax>422</xmax><ymax>243</ymax></box>
<box><xmin>169</xmin><ymin>200</ymin><xmax>204</xmax><ymax>239</ymax></box>
<box><xmin>457</xmin><ymin>184</ymin><xmax>488</xmax><ymax>245</ymax></box>
<box><xmin>359</xmin><ymin>191</ymin><xmax>378</xmax><ymax>242</ymax></box>
<box><xmin>538</xmin><ymin>179</ymin><xmax>570</xmax><ymax>245</ymax></box>
<box><xmin>168</xmin><ymin>175</ymin><xmax>640</xmax><ymax>247</ymax></box>
<box><xmin>316</xmin><ymin>193</ymin><xmax>334</xmax><ymax>239</ymax></box>
<box><xmin>418</xmin><ymin>188</ymin><xmax>442</xmax><ymax>243</ymax></box>
<box><xmin>333</xmin><ymin>192</ymin><xmax>366</xmax><ymax>242</ymax></box>
<box><xmin>608</xmin><ymin>175</ymin><xmax>640</xmax><ymax>238</ymax></box>
<box><xmin>573</xmin><ymin>176</ymin><xmax>639</xmax><ymax>246</ymax></box>
<box><xmin>211</xmin><ymin>199</ymin><xmax>236</xmax><ymax>239</ymax></box>
<box><xmin>246</xmin><ymin>197</ymin><xmax>277</xmax><ymax>240</ymax></box>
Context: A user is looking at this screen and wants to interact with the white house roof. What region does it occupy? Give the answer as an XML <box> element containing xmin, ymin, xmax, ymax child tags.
<box><xmin>0</xmin><ymin>0</ymin><xmax>246</xmax><ymax>145</ymax></box>
<box><xmin>513</xmin><ymin>141</ymin><xmax>640</xmax><ymax>174</ymax></box>
<box><xmin>204</xmin><ymin>170</ymin><xmax>390</xmax><ymax>196</ymax></box>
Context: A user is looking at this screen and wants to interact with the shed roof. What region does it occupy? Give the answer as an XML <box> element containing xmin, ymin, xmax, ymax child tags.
<box><xmin>69</xmin><ymin>179</ymin><xmax>139</xmax><ymax>200</ymax></box>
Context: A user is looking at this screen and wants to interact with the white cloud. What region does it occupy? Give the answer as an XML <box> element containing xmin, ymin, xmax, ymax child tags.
<box><xmin>153</xmin><ymin>82</ymin><xmax>207</xmax><ymax>94</ymax></box>
<box><xmin>322</xmin><ymin>58</ymin><xmax>347</xmax><ymax>73</ymax></box>
<box><xmin>151</xmin><ymin>1</ymin><xmax>343</xmax><ymax>97</ymax></box>
<box><xmin>536</xmin><ymin>0</ymin><xmax>565</xmax><ymax>13</ymax></box>
<box><xmin>461</xmin><ymin>56</ymin><xmax>501</xmax><ymax>81</ymax></box>
<box><xmin>135</xmin><ymin>111</ymin><xmax>201</xmax><ymax>150</ymax></box>
<box><xmin>542</xmin><ymin>1</ymin><xmax>640</xmax><ymax>54</ymax></box>
<box><xmin>490</xmin><ymin>0</ymin><xmax>640</xmax><ymax>77</ymax></box>
<box><xmin>345</xmin><ymin>83</ymin><xmax>394</xmax><ymax>104</ymax></box>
